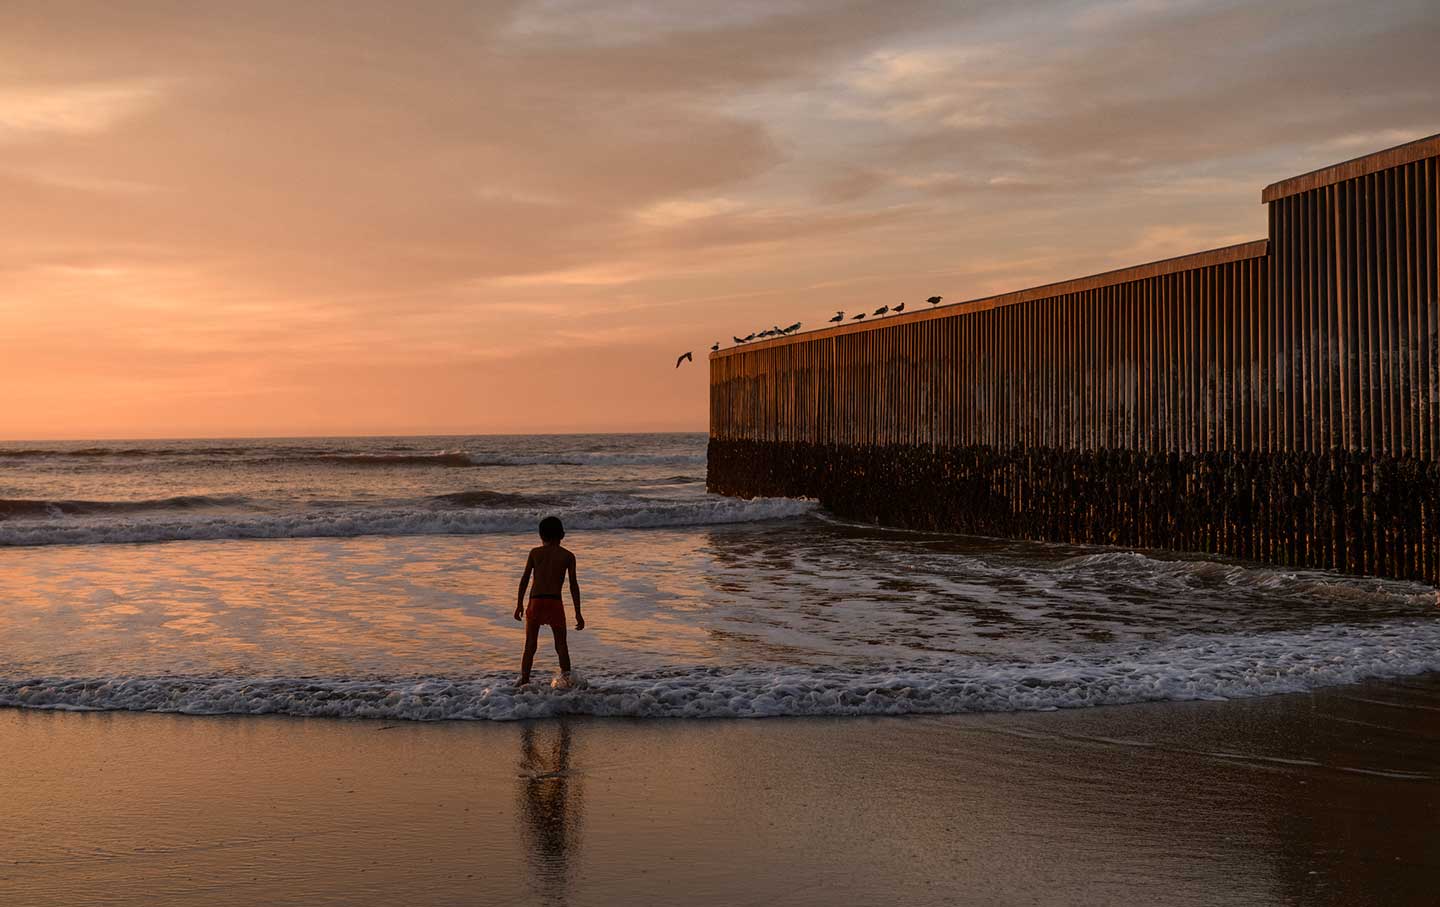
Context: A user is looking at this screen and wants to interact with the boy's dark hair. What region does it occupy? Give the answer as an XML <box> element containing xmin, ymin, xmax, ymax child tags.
<box><xmin>538</xmin><ymin>516</ymin><xmax>565</xmax><ymax>543</ymax></box>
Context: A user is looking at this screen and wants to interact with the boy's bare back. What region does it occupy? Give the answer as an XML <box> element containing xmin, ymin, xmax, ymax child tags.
<box><xmin>526</xmin><ymin>543</ymin><xmax>575</xmax><ymax>597</ymax></box>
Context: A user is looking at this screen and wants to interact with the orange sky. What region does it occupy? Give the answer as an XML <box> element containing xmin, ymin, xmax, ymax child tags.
<box><xmin>3</xmin><ymin>0</ymin><xmax>1437</xmax><ymax>439</ymax></box>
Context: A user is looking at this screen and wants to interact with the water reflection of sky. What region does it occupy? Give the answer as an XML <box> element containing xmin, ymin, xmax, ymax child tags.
<box><xmin>1</xmin><ymin>521</ymin><xmax>1434</xmax><ymax>679</ymax></box>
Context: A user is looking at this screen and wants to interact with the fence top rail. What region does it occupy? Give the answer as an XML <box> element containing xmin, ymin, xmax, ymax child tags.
<box><xmin>1261</xmin><ymin>132</ymin><xmax>1440</xmax><ymax>203</ymax></box>
<box><xmin>710</xmin><ymin>239</ymin><xmax>1267</xmax><ymax>360</ymax></box>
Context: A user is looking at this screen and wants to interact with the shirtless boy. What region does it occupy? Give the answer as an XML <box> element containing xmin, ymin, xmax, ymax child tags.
<box><xmin>514</xmin><ymin>516</ymin><xmax>584</xmax><ymax>685</ymax></box>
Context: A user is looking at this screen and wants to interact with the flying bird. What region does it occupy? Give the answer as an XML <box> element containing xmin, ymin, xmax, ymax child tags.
<box><xmin>892</xmin><ymin>302</ymin><xmax>905</xmax><ymax>314</ymax></box>
<box><xmin>927</xmin><ymin>296</ymin><xmax>942</xmax><ymax>306</ymax></box>
<box><xmin>675</xmin><ymin>351</ymin><xmax>693</xmax><ymax>368</ymax></box>
<box><xmin>873</xmin><ymin>305</ymin><xmax>890</xmax><ymax>317</ymax></box>
<box><xmin>829</xmin><ymin>311</ymin><xmax>844</xmax><ymax>323</ymax></box>
<box><xmin>852</xmin><ymin>313</ymin><xmax>866</xmax><ymax>321</ymax></box>
<box><xmin>711</xmin><ymin>342</ymin><xmax>719</xmax><ymax>351</ymax></box>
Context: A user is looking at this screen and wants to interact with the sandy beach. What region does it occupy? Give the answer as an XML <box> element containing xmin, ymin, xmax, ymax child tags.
<box><xmin>6</xmin><ymin>674</ymin><xmax>1437</xmax><ymax>907</ymax></box>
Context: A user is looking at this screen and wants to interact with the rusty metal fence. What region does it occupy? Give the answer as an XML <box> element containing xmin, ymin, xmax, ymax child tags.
<box><xmin>708</xmin><ymin>136</ymin><xmax>1440</xmax><ymax>582</ymax></box>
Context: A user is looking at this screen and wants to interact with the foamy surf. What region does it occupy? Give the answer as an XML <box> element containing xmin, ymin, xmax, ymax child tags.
<box><xmin>5</xmin><ymin>620</ymin><xmax>1437</xmax><ymax>720</ymax></box>
<box><xmin>0</xmin><ymin>495</ymin><xmax>816</xmax><ymax>546</ymax></box>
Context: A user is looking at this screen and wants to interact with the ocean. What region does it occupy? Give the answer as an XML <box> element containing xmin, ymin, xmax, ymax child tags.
<box><xmin>1</xmin><ymin>432</ymin><xmax>1437</xmax><ymax>720</ymax></box>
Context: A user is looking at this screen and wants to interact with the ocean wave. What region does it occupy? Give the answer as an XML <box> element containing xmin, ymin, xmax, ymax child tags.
<box><xmin>299</xmin><ymin>451</ymin><xmax>479</xmax><ymax>467</ymax></box>
<box><xmin>0</xmin><ymin>496</ymin><xmax>816</xmax><ymax>546</ymax></box>
<box><xmin>0</xmin><ymin>494</ymin><xmax>249</xmax><ymax>520</ymax></box>
<box><xmin>0</xmin><ymin>446</ymin><xmax>705</xmax><ymax>469</ymax></box>
<box><xmin>4</xmin><ymin>620</ymin><xmax>1437</xmax><ymax>720</ymax></box>
<box><xmin>0</xmin><ymin>446</ymin><xmax>246</xmax><ymax>459</ymax></box>
<box><xmin>428</xmin><ymin>490</ymin><xmax>564</xmax><ymax>508</ymax></box>
<box><xmin>464</xmin><ymin>452</ymin><xmax>706</xmax><ymax>468</ymax></box>
<box><xmin>1057</xmin><ymin>550</ymin><xmax>1439</xmax><ymax>609</ymax></box>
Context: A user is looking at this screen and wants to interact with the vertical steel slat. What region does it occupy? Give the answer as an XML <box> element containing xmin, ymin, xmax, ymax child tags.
<box><xmin>1359</xmin><ymin>176</ymin><xmax>1374</xmax><ymax>452</ymax></box>
<box><xmin>1427</xmin><ymin>158</ymin><xmax>1438</xmax><ymax>459</ymax></box>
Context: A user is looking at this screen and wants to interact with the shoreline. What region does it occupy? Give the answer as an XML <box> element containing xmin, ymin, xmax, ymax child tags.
<box><xmin>6</xmin><ymin>676</ymin><xmax>1437</xmax><ymax>906</ymax></box>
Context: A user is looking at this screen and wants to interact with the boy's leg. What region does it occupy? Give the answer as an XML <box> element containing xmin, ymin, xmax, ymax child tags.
<box><xmin>519</xmin><ymin>619</ymin><xmax>541</xmax><ymax>683</ymax></box>
<box><xmin>552</xmin><ymin>624</ymin><xmax>571</xmax><ymax>674</ymax></box>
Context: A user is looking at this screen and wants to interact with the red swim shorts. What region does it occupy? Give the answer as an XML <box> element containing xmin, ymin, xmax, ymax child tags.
<box><xmin>526</xmin><ymin>596</ymin><xmax>566</xmax><ymax>630</ymax></box>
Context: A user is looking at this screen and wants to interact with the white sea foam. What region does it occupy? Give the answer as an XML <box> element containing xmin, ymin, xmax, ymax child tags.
<box><xmin>0</xmin><ymin>495</ymin><xmax>815</xmax><ymax>547</ymax></box>
<box><xmin>465</xmin><ymin>452</ymin><xmax>706</xmax><ymax>468</ymax></box>
<box><xmin>5</xmin><ymin>620</ymin><xmax>1437</xmax><ymax>720</ymax></box>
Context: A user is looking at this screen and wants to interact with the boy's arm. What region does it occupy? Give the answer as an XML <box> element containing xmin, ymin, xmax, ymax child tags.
<box><xmin>515</xmin><ymin>552</ymin><xmax>533</xmax><ymax>621</ymax></box>
<box><xmin>569</xmin><ymin>552</ymin><xmax>584</xmax><ymax>630</ymax></box>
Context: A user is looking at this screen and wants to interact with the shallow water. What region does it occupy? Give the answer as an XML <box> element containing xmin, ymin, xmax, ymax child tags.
<box><xmin>1</xmin><ymin>433</ymin><xmax>1437</xmax><ymax>719</ymax></box>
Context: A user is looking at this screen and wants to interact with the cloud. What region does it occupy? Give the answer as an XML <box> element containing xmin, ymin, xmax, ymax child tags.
<box><xmin>0</xmin><ymin>79</ymin><xmax>168</xmax><ymax>140</ymax></box>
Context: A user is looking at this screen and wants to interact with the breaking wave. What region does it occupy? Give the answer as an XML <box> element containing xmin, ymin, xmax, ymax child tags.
<box><xmin>464</xmin><ymin>452</ymin><xmax>706</xmax><ymax>468</ymax></box>
<box><xmin>5</xmin><ymin>620</ymin><xmax>1437</xmax><ymax>720</ymax></box>
<box><xmin>427</xmin><ymin>490</ymin><xmax>565</xmax><ymax>508</ymax></box>
<box><xmin>0</xmin><ymin>446</ymin><xmax>705</xmax><ymax>469</ymax></box>
<box><xmin>301</xmin><ymin>451</ymin><xmax>479</xmax><ymax>467</ymax></box>
<box><xmin>0</xmin><ymin>495</ymin><xmax>248</xmax><ymax>520</ymax></box>
<box><xmin>0</xmin><ymin>495</ymin><xmax>816</xmax><ymax>546</ymax></box>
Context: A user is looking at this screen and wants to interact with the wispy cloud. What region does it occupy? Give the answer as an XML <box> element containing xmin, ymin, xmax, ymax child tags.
<box><xmin>0</xmin><ymin>78</ymin><xmax>168</xmax><ymax>140</ymax></box>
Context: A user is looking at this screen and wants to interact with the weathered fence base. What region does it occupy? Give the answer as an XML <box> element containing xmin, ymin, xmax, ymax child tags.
<box><xmin>708</xmin><ymin>439</ymin><xmax>1440</xmax><ymax>584</ymax></box>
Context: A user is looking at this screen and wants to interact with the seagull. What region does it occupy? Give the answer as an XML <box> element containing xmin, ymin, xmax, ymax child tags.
<box><xmin>744</xmin><ymin>333</ymin><xmax>756</xmax><ymax>341</ymax></box>
<box><xmin>675</xmin><ymin>351</ymin><xmax>693</xmax><ymax>368</ymax></box>
<box><xmin>927</xmin><ymin>296</ymin><xmax>942</xmax><ymax>306</ymax></box>
<box><xmin>711</xmin><ymin>342</ymin><xmax>719</xmax><ymax>351</ymax></box>
<box><xmin>873</xmin><ymin>305</ymin><xmax>890</xmax><ymax>317</ymax></box>
<box><xmin>783</xmin><ymin>322</ymin><xmax>801</xmax><ymax>334</ymax></box>
<box><xmin>733</xmin><ymin>335</ymin><xmax>746</xmax><ymax>344</ymax></box>
<box><xmin>852</xmin><ymin>313</ymin><xmax>866</xmax><ymax>321</ymax></box>
<box><xmin>829</xmin><ymin>311</ymin><xmax>844</xmax><ymax>323</ymax></box>
<box><xmin>892</xmin><ymin>302</ymin><xmax>905</xmax><ymax>314</ymax></box>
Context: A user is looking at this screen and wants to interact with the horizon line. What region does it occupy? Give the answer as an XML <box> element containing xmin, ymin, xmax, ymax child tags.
<box><xmin>0</xmin><ymin>428</ymin><xmax>709</xmax><ymax>445</ymax></box>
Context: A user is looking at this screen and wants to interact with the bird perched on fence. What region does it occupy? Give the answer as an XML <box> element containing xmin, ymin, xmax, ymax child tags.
<box><xmin>892</xmin><ymin>302</ymin><xmax>906</xmax><ymax>314</ymax></box>
<box><xmin>873</xmin><ymin>305</ymin><xmax>890</xmax><ymax>317</ymax></box>
<box><xmin>927</xmin><ymin>296</ymin><xmax>942</xmax><ymax>306</ymax></box>
<box><xmin>783</xmin><ymin>322</ymin><xmax>801</xmax><ymax>334</ymax></box>
<box><xmin>733</xmin><ymin>335</ymin><xmax>746</xmax><ymax>344</ymax></box>
<box><xmin>675</xmin><ymin>351</ymin><xmax>693</xmax><ymax>368</ymax></box>
<box><xmin>852</xmin><ymin>313</ymin><xmax>866</xmax><ymax>321</ymax></box>
<box><xmin>829</xmin><ymin>311</ymin><xmax>844</xmax><ymax>323</ymax></box>
<box><xmin>711</xmin><ymin>342</ymin><xmax>719</xmax><ymax>351</ymax></box>
<box><xmin>744</xmin><ymin>332</ymin><xmax>756</xmax><ymax>341</ymax></box>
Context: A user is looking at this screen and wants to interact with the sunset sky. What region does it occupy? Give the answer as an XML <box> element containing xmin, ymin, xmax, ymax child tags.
<box><xmin>3</xmin><ymin>0</ymin><xmax>1437</xmax><ymax>440</ymax></box>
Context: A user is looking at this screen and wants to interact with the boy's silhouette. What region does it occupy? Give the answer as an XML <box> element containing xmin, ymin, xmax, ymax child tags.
<box><xmin>515</xmin><ymin>516</ymin><xmax>584</xmax><ymax>685</ymax></box>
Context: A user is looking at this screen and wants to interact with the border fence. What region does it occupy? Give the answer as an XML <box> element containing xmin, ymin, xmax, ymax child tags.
<box><xmin>708</xmin><ymin>134</ymin><xmax>1440</xmax><ymax>583</ymax></box>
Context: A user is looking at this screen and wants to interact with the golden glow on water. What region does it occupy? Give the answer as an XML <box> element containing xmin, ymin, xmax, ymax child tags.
<box><xmin>0</xmin><ymin>532</ymin><xmax>728</xmax><ymax>676</ymax></box>
<box><xmin>2</xmin><ymin>524</ymin><xmax>1436</xmax><ymax>681</ymax></box>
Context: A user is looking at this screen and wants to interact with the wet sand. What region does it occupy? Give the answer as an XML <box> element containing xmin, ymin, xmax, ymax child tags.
<box><xmin>4</xmin><ymin>676</ymin><xmax>1438</xmax><ymax>907</ymax></box>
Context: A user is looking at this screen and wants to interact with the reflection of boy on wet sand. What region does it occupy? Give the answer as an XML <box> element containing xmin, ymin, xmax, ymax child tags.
<box><xmin>515</xmin><ymin>516</ymin><xmax>584</xmax><ymax>686</ymax></box>
<box><xmin>517</xmin><ymin>723</ymin><xmax>580</xmax><ymax>898</ymax></box>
